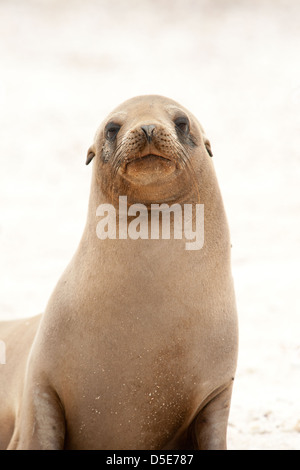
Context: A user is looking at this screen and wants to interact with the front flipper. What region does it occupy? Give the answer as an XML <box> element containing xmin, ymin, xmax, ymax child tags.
<box><xmin>8</xmin><ymin>385</ymin><xmax>65</xmax><ymax>450</ymax></box>
<box><xmin>190</xmin><ymin>381</ymin><xmax>234</xmax><ymax>450</ymax></box>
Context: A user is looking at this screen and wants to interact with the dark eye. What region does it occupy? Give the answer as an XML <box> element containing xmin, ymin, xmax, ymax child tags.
<box><xmin>105</xmin><ymin>122</ymin><xmax>121</xmax><ymax>141</ymax></box>
<box><xmin>174</xmin><ymin>116</ymin><xmax>190</xmax><ymax>135</ymax></box>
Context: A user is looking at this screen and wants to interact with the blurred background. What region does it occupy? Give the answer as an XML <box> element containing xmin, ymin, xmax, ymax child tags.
<box><xmin>0</xmin><ymin>0</ymin><xmax>299</xmax><ymax>449</ymax></box>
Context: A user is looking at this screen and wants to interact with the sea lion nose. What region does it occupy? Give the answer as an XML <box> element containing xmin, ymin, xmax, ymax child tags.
<box><xmin>141</xmin><ymin>124</ymin><xmax>156</xmax><ymax>143</ymax></box>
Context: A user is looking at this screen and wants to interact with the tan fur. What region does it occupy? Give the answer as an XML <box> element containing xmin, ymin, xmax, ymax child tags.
<box><xmin>0</xmin><ymin>95</ymin><xmax>238</xmax><ymax>450</ymax></box>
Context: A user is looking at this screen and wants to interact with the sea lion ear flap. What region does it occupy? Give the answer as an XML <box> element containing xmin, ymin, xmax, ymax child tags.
<box><xmin>204</xmin><ymin>138</ymin><xmax>213</xmax><ymax>157</ymax></box>
<box><xmin>86</xmin><ymin>146</ymin><xmax>96</xmax><ymax>165</ymax></box>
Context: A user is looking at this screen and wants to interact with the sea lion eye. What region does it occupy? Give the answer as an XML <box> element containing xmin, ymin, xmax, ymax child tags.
<box><xmin>105</xmin><ymin>122</ymin><xmax>121</xmax><ymax>141</ymax></box>
<box><xmin>174</xmin><ymin>116</ymin><xmax>190</xmax><ymax>135</ymax></box>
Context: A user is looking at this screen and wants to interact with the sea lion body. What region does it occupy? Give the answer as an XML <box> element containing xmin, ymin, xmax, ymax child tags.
<box><xmin>0</xmin><ymin>95</ymin><xmax>238</xmax><ymax>449</ymax></box>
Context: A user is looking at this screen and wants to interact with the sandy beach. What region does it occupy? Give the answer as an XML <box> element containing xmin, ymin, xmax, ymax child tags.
<box><xmin>0</xmin><ymin>0</ymin><xmax>299</xmax><ymax>450</ymax></box>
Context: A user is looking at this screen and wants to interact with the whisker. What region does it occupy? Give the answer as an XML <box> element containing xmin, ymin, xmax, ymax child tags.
<box><xmin>171</xmin><ymin>138</ymin><xmax>201</xmax><ymax>204</ymax></box>
<box><xmin>106</xmin><ymin>129</ymin><xmax>201</xmax><ymax>205</ymax></box>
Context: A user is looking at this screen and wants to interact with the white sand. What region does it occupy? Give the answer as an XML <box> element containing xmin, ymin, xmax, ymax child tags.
<box><xmin>0</xmin><ymin>0</ymin><xmax>299</xmax><ymax>450</ymax></box>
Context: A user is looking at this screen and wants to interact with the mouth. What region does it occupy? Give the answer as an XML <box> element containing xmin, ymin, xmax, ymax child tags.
<box><xmin>125</xmin><ymin>153</ymin><xmax>173</xmax><ymax>165</ymax></box>
<box><xmin>121</xmin><ymin>153</ymin><xmax>178</xmax><ymax>184</ymax></box>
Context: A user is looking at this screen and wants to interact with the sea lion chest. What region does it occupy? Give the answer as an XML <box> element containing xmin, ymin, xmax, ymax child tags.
<box><xmin>52</xmin><ymin>237</ymin><xmax>225</xmax><ymax>449</ymax></box>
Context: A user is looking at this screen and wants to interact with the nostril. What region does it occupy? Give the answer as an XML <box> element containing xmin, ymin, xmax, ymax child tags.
<box><xmin>141</xmin><ymin>125</ymin><xmax>155</xmax><ymax>143</ymax></box>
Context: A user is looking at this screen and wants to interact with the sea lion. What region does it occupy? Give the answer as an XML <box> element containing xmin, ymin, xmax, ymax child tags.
<box><xmin>0</xmin><ymin>95</ymin><xmax>238</xmax><ymax>450</ymax></box>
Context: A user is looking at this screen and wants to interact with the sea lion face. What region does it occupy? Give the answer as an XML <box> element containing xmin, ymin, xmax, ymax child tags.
<box><xmin>87</xmin><ymin>95</ymin><xmax>213</xmax><ymax>205</ymax></box>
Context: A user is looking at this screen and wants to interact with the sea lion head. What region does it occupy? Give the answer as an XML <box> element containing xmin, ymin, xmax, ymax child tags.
<box><xmin>86</xmin><ymin>95</ymin><xmax>213</xmax><ymax>206</ymax></box>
